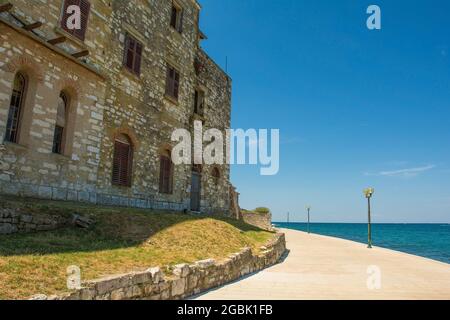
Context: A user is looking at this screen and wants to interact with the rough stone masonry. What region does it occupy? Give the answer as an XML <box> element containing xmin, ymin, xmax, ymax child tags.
<box><xmin>0</xmin><ymin>0</ymin><xmax>235</xmax><ymax>216</ymax></box>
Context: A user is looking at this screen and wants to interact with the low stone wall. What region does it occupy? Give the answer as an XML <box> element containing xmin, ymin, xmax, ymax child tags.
<box><xmin>0</xmin><ymin>208</ymin><xmax>71</xmax><ymax>235</ymax></box>
<box><xmin>242</xmin><ymin>212</ymin><xmax>273</xmax><ymax>231</ymax></box>
<box><xmin>32</xmin><ymin>233</ymin><xmax>286</xmax><ymax>300</ymax></box>
<box><xmin>0</xmin><ymin>181</ymin><xmax>229</xmax><ymax>216</ymax></box>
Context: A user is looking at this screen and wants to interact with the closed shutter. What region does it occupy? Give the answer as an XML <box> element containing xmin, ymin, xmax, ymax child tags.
<box><xmin>61</xmin><ymin>0</ymin><xmax>90</xmax><ymax>41</ymax></box>
<box><xmin>174</xmin><ymin>71</ymin><xmax>180</xmax><ymax>99</ymax></box>
<box><xmin>76</xmin><ymin>0</ymin><xmax>90</xmax><ymax>40</ymax></box>
<box><xmin>124</xmin><ymin>36</ymin><xmax>134</xmax><ymax>69</ymax></box>
<box><xmin>159</xmin><ymin>156</ymin><xmax>173</xmax><ymax>194</ymax></box>
<box><xmin>123</xmin><ymin>34</ymin><xmax>143</xmax><ymax>76</ymax></box>
<box><xmin>134</xmin><ymin>42</ymin><xmax>143</xmax><ymax>75</ymax></box>
<box><xmin>61</xmin><ymin>0</ymin><xmax>77</xmax><ymax>33</ymax></box>
<box><xmin>170</xmin><ymin>6</ymin><xmax>178</xmax><ymax>29</ymax></box>
<box><xmin>178</xmin><ymin>9</ymin><xmax>184</xmax><ymax>33</ymax></box>
<box><xmin>112</xmin><ymin>141</ymin><xmax>133</xmax><ymax>187</ymax></box>
<box><xmin>166</xmin><ymin>67</ymin><xmax>174</xmax><ymax>96</ymax></box>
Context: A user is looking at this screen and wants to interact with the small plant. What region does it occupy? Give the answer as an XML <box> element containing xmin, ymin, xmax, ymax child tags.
<box><xmin>254</xmin><ymin>207</ymin><xmax>270</xmax><ymax>214</ymax></box>
<box><xmin>242</xmin><ymin>207</ymin><xmax>271</xmax><ymax>215</ymax></box>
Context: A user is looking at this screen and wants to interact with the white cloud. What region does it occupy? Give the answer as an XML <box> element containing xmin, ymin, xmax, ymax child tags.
<box><xmin>365</xmin><ymin>165</ymin><xmax>436</xmax><ymax>178</ymax></box>
<box><xmin>380</xmin><ymin>165</ymin><xmax>436</xmax><ymax>177</ymax></box>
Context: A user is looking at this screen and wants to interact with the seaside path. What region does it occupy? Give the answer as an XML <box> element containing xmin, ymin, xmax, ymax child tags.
<box><xmin>195</xmin><ymin>228</ymin><xmax>450</xmax><ymax>300</ymax></box>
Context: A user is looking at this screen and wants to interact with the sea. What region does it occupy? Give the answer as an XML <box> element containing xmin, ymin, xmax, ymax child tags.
<box><xmin>273</xmin><ymin>222</ymin><xmax>450</xmax><ymax>264</ymax></box>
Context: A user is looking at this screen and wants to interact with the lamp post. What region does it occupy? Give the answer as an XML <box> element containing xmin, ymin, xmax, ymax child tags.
<box><xmin>364</xmin><ymin>188</ymin><xmax>374</xmax><ymax>249</ymax></box>
<box><xmin>306</xmin><ymin>206</ymin><xmax>311</xmax><ymax>234</ymax></box>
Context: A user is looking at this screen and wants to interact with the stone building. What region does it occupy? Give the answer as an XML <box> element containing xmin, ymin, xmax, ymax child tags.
<box><xmin>0</xmin><ymin>0</ymin><xmax>233</xmax><ymax>215</ymax></box>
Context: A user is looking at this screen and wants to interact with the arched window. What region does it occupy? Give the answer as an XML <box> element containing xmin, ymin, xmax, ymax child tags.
<box><xmin>52</xmin><ymin>92</ymin><xmax>68</xmax><ymax>154</ymax></box>
<box><xmin>212</xmin><ymin>167</ymin><xmax>221</xmax><ymax>185</ymax></box>
<box><xmin>112</xmin><ymin>134</ymin><xmax>133</xmax><ymax>187</ymax></box>
<box><xmin>159</xmin><ymin>150</ymin><xmax>173</xmax><ymax>194</ymax></box>
<box><xmin>5</xmin><ymin>73</ymin><xmax>27</xmax><ymax>143</ymax></box>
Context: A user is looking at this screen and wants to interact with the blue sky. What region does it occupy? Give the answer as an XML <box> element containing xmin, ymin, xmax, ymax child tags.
<box><xmin>199</xmin><ymin>0</ymin><xmax>450</xmax><ymax>223</ymax></box>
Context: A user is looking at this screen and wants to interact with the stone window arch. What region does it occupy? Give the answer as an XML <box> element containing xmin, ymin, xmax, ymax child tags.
<box><xmin>112</xmin><ymin>134</ymin><xmax>134</xmax><ymax>187</ymax></box>
<box><xmin>5</xmin><ymin>72</ymin><xmax>27</xmax><ymax>143</ymax></box>
<box><xmin>52</xmin><ymin>92</ymin><xmax>69</xmax><ymax>154</ymax></box>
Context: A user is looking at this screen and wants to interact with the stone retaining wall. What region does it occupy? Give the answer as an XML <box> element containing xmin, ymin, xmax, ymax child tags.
<box><xmin>0</xmin><ymin>208</ymin><xmax>70</xmax><ymax>235</ymax></box>
<box><xmin>242</xmin><ymin>212</ymin><xmax>273</xmax><ymax>231</ymax></box>
<box><xmin>32</xmin><ymin>233</ymin><xmax>286</xmax><ymax>300</ymax></box>
<box><xmin>0</xmin><ymin>181</ymin><xmax>229</xmax><ymax>215</ymax></box>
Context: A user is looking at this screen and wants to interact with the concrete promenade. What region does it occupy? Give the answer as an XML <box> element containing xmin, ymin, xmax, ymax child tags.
<box><xmin>195</xmin><ymin>228</ymin><xmax>450</xmax><ymax>300</ymax></box>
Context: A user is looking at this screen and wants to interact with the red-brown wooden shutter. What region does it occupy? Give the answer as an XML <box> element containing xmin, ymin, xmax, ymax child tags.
<box><xmin>61</xmin><ymin>0</ymin><xmax>90</xmax><ymax>41</ymax></box>
<box><xmin>125</xmin><ymin>36</ymin><xmax>134</xmax><ymax>70</ymax></box>
<box><xmin>159</xmin><ymin>156</ymin><xmax>173</xmax><ymax>193</ymax></box>
<box><xmin>170</xmin><ymin>6</ymin><xmax>177</xmax><ymax>29</ymax></box>
<box><xmin>166</xmin><ymin>66</ymin><xmax>174</xmax><ymax>96</ymax></box>
<box><xmin>61</xmin><ymin>0</ymin><xmax>77</xmax><ymax>33</ymax></box>
<box><xmin>159</xmin><ymin>156</ymin><xmax>165</xmax><ymax>192</ymax></box>
<box><xmin>134</xmin><ymin>42</ymin><xmax>142</xmax><ymax>75</ymax></box>
<box><xmin>174</xmin><ymin>71</ymin><xmax>180</xmax><ymax>99</ymax></box>
<box><xmin>178</xmin><ymin>9</ymin><xmax>184</xmax><ymax>33</ymax></box>
<box><xmin>76</xmin><ymin>0</ymin><xmax>90</xmax><ymax>40</ymax></box>
<box><xmin>112</xmin><ymin>141</ymin><xmax>132</xmax><ymax>187</ymax></box>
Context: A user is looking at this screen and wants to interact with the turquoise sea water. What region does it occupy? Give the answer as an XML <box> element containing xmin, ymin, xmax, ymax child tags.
<box><xmin>273</xmin><ymin>223</ymin><xmax>450</xmax><ymax>264</ymax></box>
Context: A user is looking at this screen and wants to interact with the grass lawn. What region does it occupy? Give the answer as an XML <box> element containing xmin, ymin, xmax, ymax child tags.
<box><xmin>0</xmin><ymin>196</ymin><xmax>274</xmax><ymax>299</ymax></box>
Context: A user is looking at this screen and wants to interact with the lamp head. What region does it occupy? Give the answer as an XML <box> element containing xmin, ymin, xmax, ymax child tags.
<box><xmin>364</xmin><ymin>188</ymin><xmax>374</xmax><ymax>198</ymax></box>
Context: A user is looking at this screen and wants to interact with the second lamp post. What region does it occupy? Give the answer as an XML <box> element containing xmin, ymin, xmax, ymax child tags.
<box><xmin>306</xmin><ymin>206</ymin><xmax>311</xmax><ymax>234</ymax></box>
<box><xmin>364</xmin><ymin>188</ymin><xmax>374</xmax><ymax>249</ymax></box>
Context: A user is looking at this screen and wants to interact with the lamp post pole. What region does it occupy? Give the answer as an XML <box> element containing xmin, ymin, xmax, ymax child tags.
<box><xmin>364</xmin><ymin>188</ymin><xmax>374</xmax><ymax>249</ymax></box>
<box><xmin>306</xmin><ymin>206</ymin><xmax>311</xmax><ymax>234</ymax></box>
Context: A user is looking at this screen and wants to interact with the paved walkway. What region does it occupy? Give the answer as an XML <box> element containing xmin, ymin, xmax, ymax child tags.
<box><xmin>195</xmin><ymin>228</ymin><xmax>450</xmax><ymax>300</ymax></box>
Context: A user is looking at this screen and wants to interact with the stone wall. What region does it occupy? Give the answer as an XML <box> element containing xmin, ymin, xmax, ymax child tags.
<box><xmin>0</xmin><ymin>21</ymin><xmax>106</xmax><ymax>200</ymax></box>
<box><xmin>32</xmin><ymin>233</ymin><xmax>286</xmax><ymax>300</ymax></box>
<box><xmin>0</xmin><ymin>207</ymin><xmax>71</xmax><ymax>234</ymax></box>
<box><xmin>0</xmin><ymin>0</ymin><xmax>233</xmax><ymax>216</ymax></box>
<box><xmin>242</xmin><ymin>212</ymin><xmax>273</xmax><ymax>231</ymax></box>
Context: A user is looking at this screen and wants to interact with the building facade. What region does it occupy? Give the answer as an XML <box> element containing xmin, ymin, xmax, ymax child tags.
<box><xmin>0</xmin><ymin>0</ymin><xmax>233</xmax><ymax>215</ymax></box>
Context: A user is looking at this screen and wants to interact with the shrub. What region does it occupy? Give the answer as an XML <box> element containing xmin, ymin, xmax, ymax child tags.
<box><xmin>254</xmin><ymin>207</ymin><xmax>270</xmax><ymax>214</ymax></box>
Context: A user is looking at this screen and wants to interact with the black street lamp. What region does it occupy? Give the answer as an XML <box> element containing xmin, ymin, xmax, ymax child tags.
<box><xmin>364</xmin><ymin>188</ymin><xmax>374</xmax><ymax>249</ymax></box>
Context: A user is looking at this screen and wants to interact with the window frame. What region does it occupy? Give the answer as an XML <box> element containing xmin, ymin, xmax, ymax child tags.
<box><xmin>165</xmin><ymin>64</ymin><xmax>180</xmax><ymax>101</ymax></box>
<box><xmin>60</xmin><ymin>0</ymin><xmax>91</xmax><ymax>42</ymax></box>
<box><xmin>5</xmin><ymin>73</ymin><xmax>27</xmax><ymax>144</ymax></box>
<box><xmin>170</xmin><ymin>2</ymin><xmax>184</xmax><ymax>33</ymax></box>
<box><xmin>52</xmin><ymin>92</ymin><xmax>69</xmax><ymax>155</ymax></box>
<box><xmin>159</xmin><ymin>154</ymin><xmax>174</xmax><ymax>194</ymax></box>
<box><xmin>112</xmin><ymin>136</ymin><xmax>134</xmax><ymax>188</ymax></box>
<box><xmin>123</xmin><ymin>33</ymin><xmax>143</xmax><ymax>76</ymax></box>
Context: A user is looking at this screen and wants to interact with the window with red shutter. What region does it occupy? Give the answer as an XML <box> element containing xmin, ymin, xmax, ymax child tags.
<box><xmin>61</xmin><ymin>0</ymin><xmax>90</xmax><ymax>41</ymax></box>
<box><xmin>165</xmin><ymin>65</ymin><xmax>180</xmax><ymax>100</ymax></box>
<box><xmin>170</xmin><ymin>3</ymin><xmax>183</xmax><ymax>33</ymax></box>
<box><xmin>123</xmin><ymin>34</ymin><xmax>143</xmax><ymax>76</ymax></box>
<box><xmin>159</xmin><ymin>155</ymin><xmax>173</xmax><ymax>194</ymax></box>
<box><xmin>112</xmin><ymin>135</ymin><xmax>133</xmax><ymax>187</ymax></box>
<box><xmin>60</xmin><ymin>0</ymin><xmax>90</xmax><ymax>40</ymax></box>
